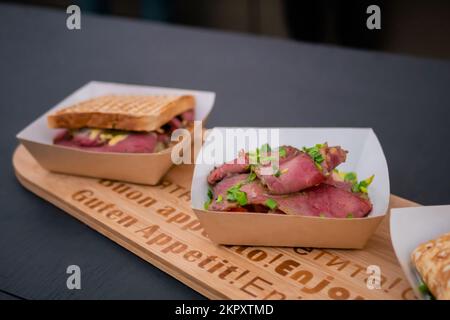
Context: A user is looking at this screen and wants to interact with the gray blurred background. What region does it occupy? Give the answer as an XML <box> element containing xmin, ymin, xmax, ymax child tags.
<box><xmin>4</xmin><ymin>0</ymin><xmax>450</xmax><ymax>60</ymax></box>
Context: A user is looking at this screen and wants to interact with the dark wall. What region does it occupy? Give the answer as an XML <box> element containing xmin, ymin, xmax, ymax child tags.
<box><xmin>4</xmin><ymin>0</ymin><xmax>450</xmax><ymax>60</ymax></box>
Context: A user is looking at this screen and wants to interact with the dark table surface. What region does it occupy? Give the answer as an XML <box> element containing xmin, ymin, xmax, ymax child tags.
<box><xmin>0</xmin><ymin>3</ymin><xmax>449</xmax><ymax>300</ymax></box>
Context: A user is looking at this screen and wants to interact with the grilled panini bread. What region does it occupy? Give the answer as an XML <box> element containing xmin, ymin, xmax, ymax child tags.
<box><xmin>411</xmin><ymin>232</ymin><xmax>450</xmax><ymax>300</ymax></box>
<box><xmin>48</xmin><ymin>94</ymin><xmax>195</xmax><ymax>132</ymax></box>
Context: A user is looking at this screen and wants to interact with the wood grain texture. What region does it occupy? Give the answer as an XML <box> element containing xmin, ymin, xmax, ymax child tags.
<box><xmin>13</xmin><ymin>145</ymin><xmax>420</xmax><ymax>300</ymax></box>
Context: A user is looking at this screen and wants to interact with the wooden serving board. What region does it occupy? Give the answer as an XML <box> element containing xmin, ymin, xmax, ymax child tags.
<box><xmin>13</xmin><ymin>145</ymin><xmax>420</xmax><ymax>300</ymax></box>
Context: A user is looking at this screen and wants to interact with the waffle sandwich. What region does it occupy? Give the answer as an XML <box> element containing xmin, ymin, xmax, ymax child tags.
<box><xmin>411</xmin><ymin>232</ymin><xmax>450</xmax><ymax>300</ymax></box>
<box><xmin>47</xmin><ymin>94</ymin><xmax>195</xmax><ymax>153</ymax></box>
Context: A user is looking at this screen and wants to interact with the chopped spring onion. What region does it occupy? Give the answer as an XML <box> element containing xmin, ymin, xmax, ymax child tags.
<box><xmin>265</xmin><ymin>198</ymin><xmax>278</xmax><ymax>210</ymax></box>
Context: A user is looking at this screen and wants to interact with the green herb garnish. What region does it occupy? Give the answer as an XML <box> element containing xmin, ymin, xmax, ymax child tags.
<box><xmin>274</xmin><ymin>169</ymin><xmax>282</xmax><ymax>178</ymax></box>
<box><xmin>204</xmin><ymin>199</ymin><xmax>212</xmax><ymax>210</ymax></box>
<box><xmin>247</xmin><ymin>171</ymin><xmax>257</xmax><ymax>182</ymax></box>
<box><xmin>260</xmin><ymin>155</ymin><xmax>276</xmax><ymax>164</ymax></box>
<box><xmin>265</xmin><ymin>198</ymin><xmax>278</xmax><ymax>210</ymax></box>
<box><xmin>346</xmin><ymin>213</ymin><xmax>354</xmax><ymax>219</ymax></box>
<box><xmin>358</xmin><ymin>175</ymin><xmax>374</xmax><ymax>193</ymax></box>
<box><xmin>344</xmin><ymin>172</ymin><xmax>357</xmax><ymax>182</ymax></box>
<box><xmin>226</xmin><ymin>183</ymin><xmax>248</xmax><ymax>206</ymax></box>
<box><xmin>207</xmin><ymin>187</ymin><xmax>214</xmax><ymax>200</ymax></box>
<box><xmin>248</xmin><ymin>148</ymin><xmax>260</xmax><ymax>165</ymax></box>
<box><xmin>278</xmin><ymin>146</ymin><xmax>286</xmax><ymax>158</ymax></box>
<box><xmin>303</xmin><ymin>144</ymin><xmax>325</xmax><ymax>165</ymax></box>
<box><xmin>249</xmin><ymin>144</ymin><xmax>285</xmax><ymax>166</ymax></box>
<box><xmin>216</xmin><ymin>195</ymin><xmax>223</xmax><ymax>203</ymax></box>
<box><xmin>351</xmin><ymin>175</ymin><xmax>375</xmax><ymax>194</ymax></box>
<box><xmin>260</xmin><ymin>143</ymin><xmax>271</xmax><ymax>154</ymax></box>
<box><xmin>417</xmin><ymin>281</ymin><xmax>435</xmax><ymax>299</ymax></box>
<box><xmin>418</xmin><ymin>282</ymin><xmax>428</xmax><ymax>294</ymax></box>
<box><xmin>336</xmin><ymin>170</ymin><xmax>375</xmax><ymax>194</ymax></box>
<box><xmin>204</xmin><ymin>187</ymin><xmax>214</xmax><ymax>209</ymax></box>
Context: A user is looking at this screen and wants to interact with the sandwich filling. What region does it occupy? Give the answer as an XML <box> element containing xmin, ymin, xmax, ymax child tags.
<box><xmin>54</xmin><ymin>110</ymin><xmax>194</xmax><ymax>153</ymax></box>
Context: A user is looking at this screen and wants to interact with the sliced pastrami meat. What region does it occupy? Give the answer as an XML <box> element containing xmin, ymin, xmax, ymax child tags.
<box><xmin>207</xmin><ymin>151</ymin><xmax>250</xmax><ymax>185</ymax></box>
<box><xmin>208</xmin><ymin>173</ymin><xmax>267</xmax><ymax>212</ymax></box>
<box><xmin>180</xmin><ymin>110</ymin><xmax>195</xmax><ymax>122</ymax></box>
<box><xmin>323</xmin><ymin>171</ymin><xmax>353</xmax><ymax>192</ymax></box>
<box><xmin>54</xmin><ymin>128</ymin><xmax>164</xmax><ymax>153</ymax></box>
<box><xmin>257</xmin><ymin>152</ymin><xmax>323</xmax><ymax>195</ymax></box>
<box><xmin>320</xmin><ymin>144</ymin><xmax>348</xmax><ymax>174</ymax></box>
<box><xmin>276</xmin><ymin>184</ymin><xmax>372</xmax><ymax>218</ymax></box>
<box><xmin>256</xmin><ymin>144</ymin><xmax>347</xmax><ymax>194</ymax></box>
<box><xmin>207</xmin><ymin>145</ymin><xmax>298</xmax><ymax>185</ymax></box>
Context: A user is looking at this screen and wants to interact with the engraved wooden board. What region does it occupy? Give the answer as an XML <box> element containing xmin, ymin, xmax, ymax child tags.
<box><xmin>13</xmin><ymin>145</ymin><xmax>420</xmax><ymax>300</ymax></box>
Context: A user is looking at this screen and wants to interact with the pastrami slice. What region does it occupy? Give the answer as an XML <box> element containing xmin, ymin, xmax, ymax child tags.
<box><xmin>257</xmin><ymin>152</ymin><xmax>324</xmax><ymax>194</ymax></box>
<box><xmin>256</xmin><ymin>144</ymin><xmax>347</xmax><ymax>194</ymax></box>
<box><xmin>208</xmin><ymin>174</ymin><xmax>264</xmax><ymax>211</ymax></box>
<box><xmin>320</xmin><ymin>144</ymin><xmax>348</xmax><ymax>174</ymax></box>
<box><xmin>207</xmin><ymin>152</ymin><xmax>250</xmax><ymax>185</ymax></box>
<box><xmin>277</xmin><ymin>185</ymin><xmax>373</xmax><ymax>218</ymax></box>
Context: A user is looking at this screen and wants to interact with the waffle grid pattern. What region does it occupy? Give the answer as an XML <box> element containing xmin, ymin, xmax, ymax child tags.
<box><xmin>56</xmin><ymin>95</ymin><xmax>181</xmax><ymax>116</ymax></box>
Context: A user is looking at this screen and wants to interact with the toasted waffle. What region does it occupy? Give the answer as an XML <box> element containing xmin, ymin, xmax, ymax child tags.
<box><xmin>47</xmin><ymin>94</ymin><xmax>195</xmax><ymax>132</ymax></box>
